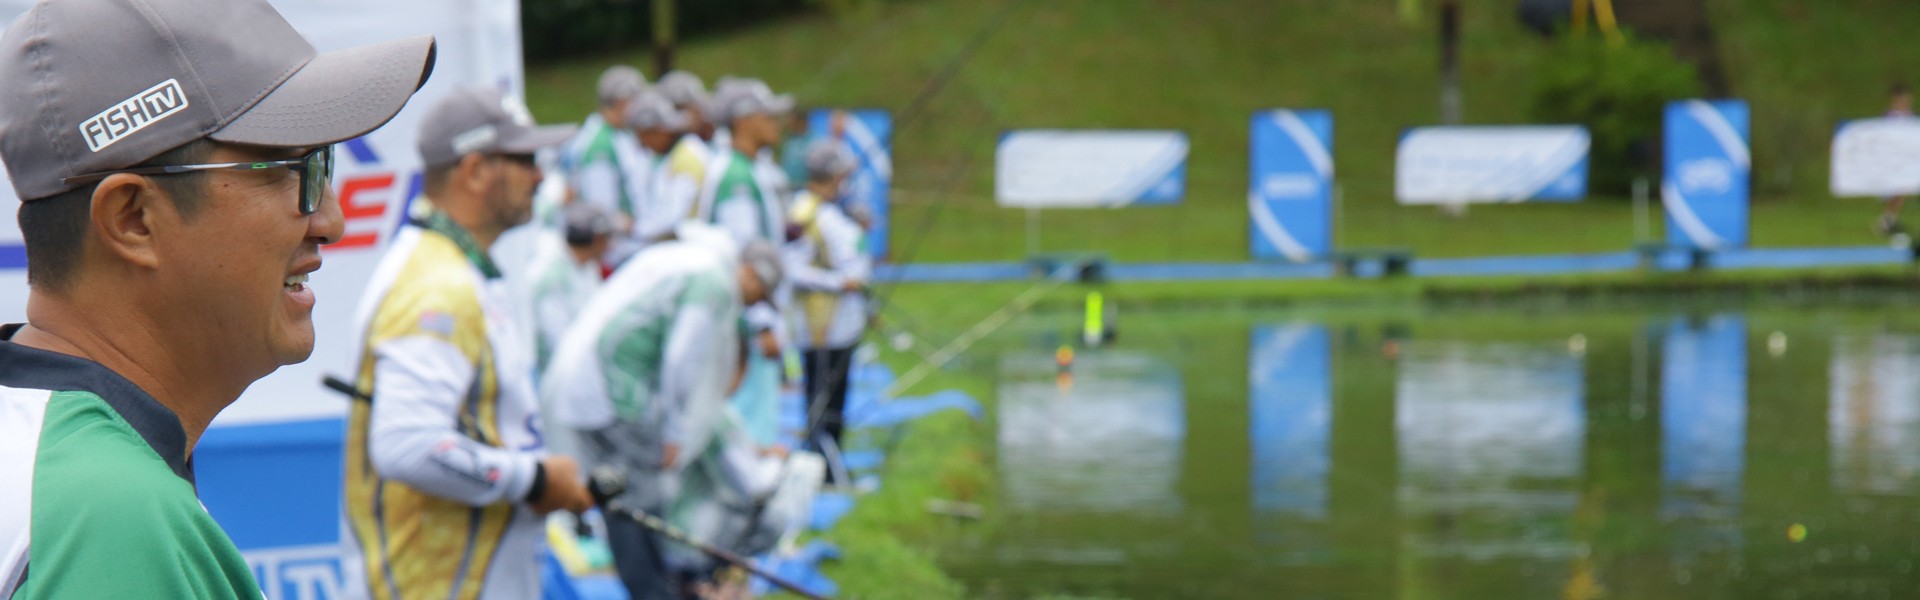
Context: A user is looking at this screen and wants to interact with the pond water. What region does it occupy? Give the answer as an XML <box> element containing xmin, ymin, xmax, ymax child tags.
<box><xmin>939</xmin><ymin>302</ymin><xmax>1920</xmax><ymax>599</ymax></box>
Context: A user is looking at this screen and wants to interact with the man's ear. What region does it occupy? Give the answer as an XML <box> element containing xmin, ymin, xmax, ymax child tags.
<box><xmin>456</xmin><ymin>153</ymin><xmax>489</xmax><ymax>195</ymax></box>
<box><xmin>88</xmin><ymin>173</ymin><xmax>167</xmax><ymax>270</ymax></box>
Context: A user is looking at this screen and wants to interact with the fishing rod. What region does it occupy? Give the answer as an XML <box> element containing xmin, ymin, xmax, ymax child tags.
<box><xmin>587</xmin><ymin>468</ymin><xmax>830</xmax><ymax>600</ymax></box>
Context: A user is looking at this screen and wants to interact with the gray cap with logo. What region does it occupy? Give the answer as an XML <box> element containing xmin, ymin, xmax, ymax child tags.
<box><xmin>416</xmin><ymin>86</ymin><xmax>577</xmax><ymax>168</ymax></box>
<box><xmin>0</xmin><ymin>0</ymin><xmax>437</xmax><ymax>201</ymax></box>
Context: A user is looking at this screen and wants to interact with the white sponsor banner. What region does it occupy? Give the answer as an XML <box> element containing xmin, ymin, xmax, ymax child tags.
<box><xmin>1831</xmin><ymin>117</ymin><xmax>1920</xmax><ymax>198</ymax></box>
<box><xmin>995</xmin><ymin>130</ymin><xmax>1188</xmax><ymax>207</ymax></box>
<box><xmin>0</xmin><ymin>0</ymin><xmax>527</xmax><ymax>426</ymax></box>
<box><xmin>1395</xmin><ymin>125</ymin><xmax>1590</xmax><ymax>204</ymax></box>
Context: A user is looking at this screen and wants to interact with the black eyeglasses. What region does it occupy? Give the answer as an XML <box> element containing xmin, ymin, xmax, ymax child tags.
<box><xmin>61</xmin><ymin>146</ymin><xmax>335</xmax><ymax>215</ymax></box>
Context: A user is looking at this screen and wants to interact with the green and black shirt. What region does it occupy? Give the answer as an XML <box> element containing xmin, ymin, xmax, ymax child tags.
<box><xmin>0</xmin><ymin>324</ymin><xmax>262</xmax><ymax>599</ymax></box>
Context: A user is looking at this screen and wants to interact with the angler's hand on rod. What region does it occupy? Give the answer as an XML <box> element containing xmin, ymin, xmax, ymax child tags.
<box><xmin>531</xmin><ymin>455</ymin><xmax>595</xmax><ymax>515</ymax></box>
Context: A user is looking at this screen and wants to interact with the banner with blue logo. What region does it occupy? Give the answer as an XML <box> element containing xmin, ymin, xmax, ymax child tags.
<box><xmin>808</xmin><ymin>109</ymin><xmax>892</xmax><ymax>260</ymax></box>
<box><xmin>995</xmin><ymin>130</ymin><xmax>1187</xmax><ymax>207</ymax></box>
<box><xmin>1395</xmin><ymin>126</ymin><xmax>1589</xmax><ymax>204</ymax></box>
<box><xmin>1660</xmin><ymin>315</ymin><xmax>1746</xmax><ymax>555</ymax></box>
<box><xmin>1664</xmin><ymin>100</ymin><xmax>1750</xmax><ymax>249</ymax></box>
<box><xmin>1249</xmin><ymin>110</ymin><xmax>1333</xmax><ymax>262</ymax></box>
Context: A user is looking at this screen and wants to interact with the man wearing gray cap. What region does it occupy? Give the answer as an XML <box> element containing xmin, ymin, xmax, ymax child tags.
<box><xmin>628</xmin><ymin>91</ymin><xmax>695</xmax><ymax>245</ymax></box>
<box><xmin>652</xmin><ymin>71</ymin><xmax>720</xmax><ymax>231</ymax></box>
<box><xmin>543</xmin><ymin>225</ymin><xmax>786</xmax><ymax>600</ymax></box>
<box><xmin>786</xmin><ymin>140</ymin><xmax>871</xmax><ymax>478</ymax></box>
<box><xmin>696</xmin><ymin>79</ymin><xmax>793</xmax><ymax>246</ymax></box>
<box><xmin>526</xmin><ymin>201</ymin><xmax>615</xmax><ymax>377</ymax></box>
<box><xmin>0</xmin><ymin>0</ymin><xmax>433</xmax><ymax>596</ymax></box>
<box><xmin>564</xmin><ymin>65</ymin><xmax>649</xmax><ymax>266</ymax></box>
<box><xmin>340</xmin><ymin>85</ymin><xmax>589</xmax><ymax>600</ymax></box>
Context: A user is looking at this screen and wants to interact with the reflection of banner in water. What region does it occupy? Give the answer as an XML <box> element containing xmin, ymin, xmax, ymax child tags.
<box><xmin>1660</xmin><ymin>316</ymin><xmax>1746</xmax><ymax>559</ymax></box>
<box><xmin>1829</xmin><ymin>335</ymin><xmax>1920</xmax><ymax>494</ymax></box>
<box><xmin>1249</xmin><ymin>324</ymin><xmax>1332</xmax><ymax>520</ymax></box>
<box><xmin>1395</xmin><ymin>341</ymin><xmax>1584</xmax><ymax>558</ymax></box>
<box><xmin>1249</xmin><ymin>324</ymin><xmax>1332</xmax><ymax>560</ymax></box>
<box><xmin>997</xmin><ymin>351</ymin><xmax>1185</xmax><ymax>514</ymax></box>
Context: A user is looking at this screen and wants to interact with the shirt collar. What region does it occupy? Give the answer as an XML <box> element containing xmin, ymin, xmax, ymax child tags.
<box><xmin>411</xmin><ymin>199</ymin><xmax>503</xmax><ymax>279</ymax></box>
<box><xmin>0</xmin><ymin>324</ymin><xmax>195</xmax><ymax>485</ymax></box>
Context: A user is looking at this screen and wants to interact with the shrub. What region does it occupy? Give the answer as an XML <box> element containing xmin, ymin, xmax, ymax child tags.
<box><xmin>1529</xmin><ymin>32</ymin><xmax>1704</xmax><ymax>197</ymax></box>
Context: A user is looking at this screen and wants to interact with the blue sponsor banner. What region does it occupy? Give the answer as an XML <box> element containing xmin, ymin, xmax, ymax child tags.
<box><xmin>1249</xmin><ymin>324</ymin><xmax>1332</xmax><ymax>520</ymax></box>
<box><xmin>1660</xmin><ymin>315</ymin><xmax>1747</xmax><ymax>557</ymax></box>
<box><xmin>995</xmin><ymin>130</ymin><xmax>1187</xmax><ymax>207</ymax></box>
<box><xmin>808</xmin><ymin>109</ymin><xmax>892</xmax><ymax>260</ymax></box>
<box><xmin>1249</xmin><ymin>110</ymin><xmax>1334</xmax><ymax>262</ymax></box>
<box><xmin>197</xmin><ymin>418</ymin><xmax>348</xmax><ymax>599</ymax></box>
<box><xmin>1395</xmin><ymin>126</ymin><xmax>1589</xmax><ymax>204</ymax></box>
<box><xmin>1664</xmin><ymin>100</ymin><xmax>1751</xmax><ymax>249</ymax></box>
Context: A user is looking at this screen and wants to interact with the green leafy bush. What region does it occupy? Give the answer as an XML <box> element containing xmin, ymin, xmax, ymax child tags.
<box><xmin>1530</xmin><ymin>33</ymin><xmax>1704</xmax><ymax>197</ymax></box>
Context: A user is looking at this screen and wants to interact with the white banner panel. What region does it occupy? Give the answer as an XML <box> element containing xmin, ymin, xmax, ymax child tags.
<box><xmin>1831</xmin><ymin>117</ymin><xmax>1920</xmax><ymax>198</ymax></box>
<box><xmin>995</xmin><ymin>130</ymin><xmax>1188</xmax><ymax>207</ymax></box>
<box><xmin>1395</xmin><ymin>125</ymin><xmax>1590</xmax><ymax>204</ymax></box>
<box><xmin>0</xmin><ymin>0</ymin><xmax>527</xmax><ymax>426</ymax></box>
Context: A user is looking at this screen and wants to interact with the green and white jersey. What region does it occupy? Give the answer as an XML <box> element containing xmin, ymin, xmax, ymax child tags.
<box><xmin>0</xmin><ymin>325</ymin><xmax>262</xmax><ymax>599</ymax></box>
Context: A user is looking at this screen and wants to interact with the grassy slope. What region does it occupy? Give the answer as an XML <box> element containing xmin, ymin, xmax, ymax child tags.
<box><xmin>526</xmin><ymin>0</ymin><xmax>1920</xmax><ymax>264</ymax></box>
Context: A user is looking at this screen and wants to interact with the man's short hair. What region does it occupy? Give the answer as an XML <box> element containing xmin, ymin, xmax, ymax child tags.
<box><xmin>1894</xmin><ymin>82</ymin><xmax>1911</xmax><ymax>97</ymax></box>
<box><xmin>18</xmin><ymin>139</ymin><xmax>213</xmax><ymax>289</ymax></box>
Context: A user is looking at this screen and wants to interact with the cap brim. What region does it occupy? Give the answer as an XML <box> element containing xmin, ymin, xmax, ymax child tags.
<box><xmin>498</xmin><ymin>125</ymin><xmax>578</xmax><ymax>155</ymax></box>
<box><xmin>211</xmin><ymin>35</ymin><xmax>437</xmax><ymax>147</ymax></box>
<box><xmin>770</xmin><ymin>95</ymin><xmax>796</xmax><ymax>114</ymax></box>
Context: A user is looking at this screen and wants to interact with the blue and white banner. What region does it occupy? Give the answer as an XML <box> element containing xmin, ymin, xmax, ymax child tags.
<box><xmin>1664</xmin><ymin>100</ymin><xmax>1750</xmax><ymax>249</ymax></box>
<box><xmin>1831</xmin><ymin>116</ymin><xmax>1920</xmax><ymax>198</ymax></box>
<box><xmin>1394</xmin><ymin>125</ymin><xmax>1589</xmax><ymax>204</ymax></box>
<box><xmin>809</xmin><ymin>109</ymin><xmax>892</xmax><ymax>259</ymax></box>
<box><xmin>1249</xmin><ymin>110</ymin><xmax>1333</xmax><ymax>262</ymax></box>
<box><xmin>995</xmin><ymin>130</ymin><xmax>1187</xmax><ymax>207</ymax></box>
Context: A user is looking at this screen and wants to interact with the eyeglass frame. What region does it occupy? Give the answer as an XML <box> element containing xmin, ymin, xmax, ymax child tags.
<box><xmin>59</xmin><ymin>145</ymin><xmax>335</xmax><ymax>215</ymax></box>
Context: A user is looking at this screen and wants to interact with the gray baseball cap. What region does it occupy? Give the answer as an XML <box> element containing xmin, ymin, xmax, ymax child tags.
<box><xmin>417</xmin><ymin>86</ymin><xmax>576</xmax><ymax>168</ymax></box>
<box><xmin>655</xmin><ymin>71</ymin><xmax>708</xmax><ymax>109</ymax></box>
<box><xmin>709</xmin><ymin>79</ymin><xmax>794</xmax><ymax>125</ymax></box>
<box><xmin>0</xmin><ymin>0</ymin><xmax>437</xmax><ymax>201</ymax></box>
<box><xmin>804</xmin><ymin>139</ymin><xmax>857</xmax><ymax>182</ymax></box>
<box><xmin>562</xmin><ymin>201</ymin><xmax>614</xmax><ymax>245</ymax></box>
<box><xmin>597</xmin><ymin>65</ymin><xmax>646</xmax><ymax>107</ymax></box>
<box><xmin>623</xmin><ymin>92</ymin><xmax>688</xmax><ymax>133</ymax></box>
<box><xmin>739</xmin><ymin>239</ymin><xmax>785</xmax><ymax>292</ymax></box>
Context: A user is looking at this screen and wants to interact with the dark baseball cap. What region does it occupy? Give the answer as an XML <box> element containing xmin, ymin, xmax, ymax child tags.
<box><xmin>0</xmin><ymin>0</ymin><xmax>437</xmax><ymax>201</ymax></box>
<box><xmin>416</xmin><ymin>86</ymin><xmax>576</xmax><ymax>168</ymax></box>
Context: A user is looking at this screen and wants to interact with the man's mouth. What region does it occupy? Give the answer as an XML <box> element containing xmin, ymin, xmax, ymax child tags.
<box><xmin>284</xmin><ymin>272</ymin><xmax>310</xmax><ymax>293</ymax></box>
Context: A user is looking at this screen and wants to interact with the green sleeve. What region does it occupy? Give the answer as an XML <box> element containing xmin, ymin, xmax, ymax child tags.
<box><xmin>18</xmin><ymin>393</ymin><xmax>262</xmax><ymax>600</ymax></box>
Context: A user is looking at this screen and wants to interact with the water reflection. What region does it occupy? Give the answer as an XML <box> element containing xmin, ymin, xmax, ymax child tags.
<box><xmin>998</xmin><ymin>350</ymin><xmax>1186</xmax><ymax>515</ymax></box>
<box><xmin>1661</xmin><ymin>316</ymin><xmax>1746</xmax><ymax>562</ymax></box>
<box><xmin>1829</xmin><ymin>334</ymin><xmax>1920</xmax><ymax>495</ymax></box>
<box><xmin>1396</xmin><ymin>340</ymin><xmax>1586</xmax><ymax>562</ymax></box>
<box><xmin>1249</xmin><ymin>324</ymin><xmax>1332</xmax><ymax>556</ymax></box>
<box><xmin>959</xmin><ymin>308</ymin><xmax>1920</xmax><ymax>598</ymax></box>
